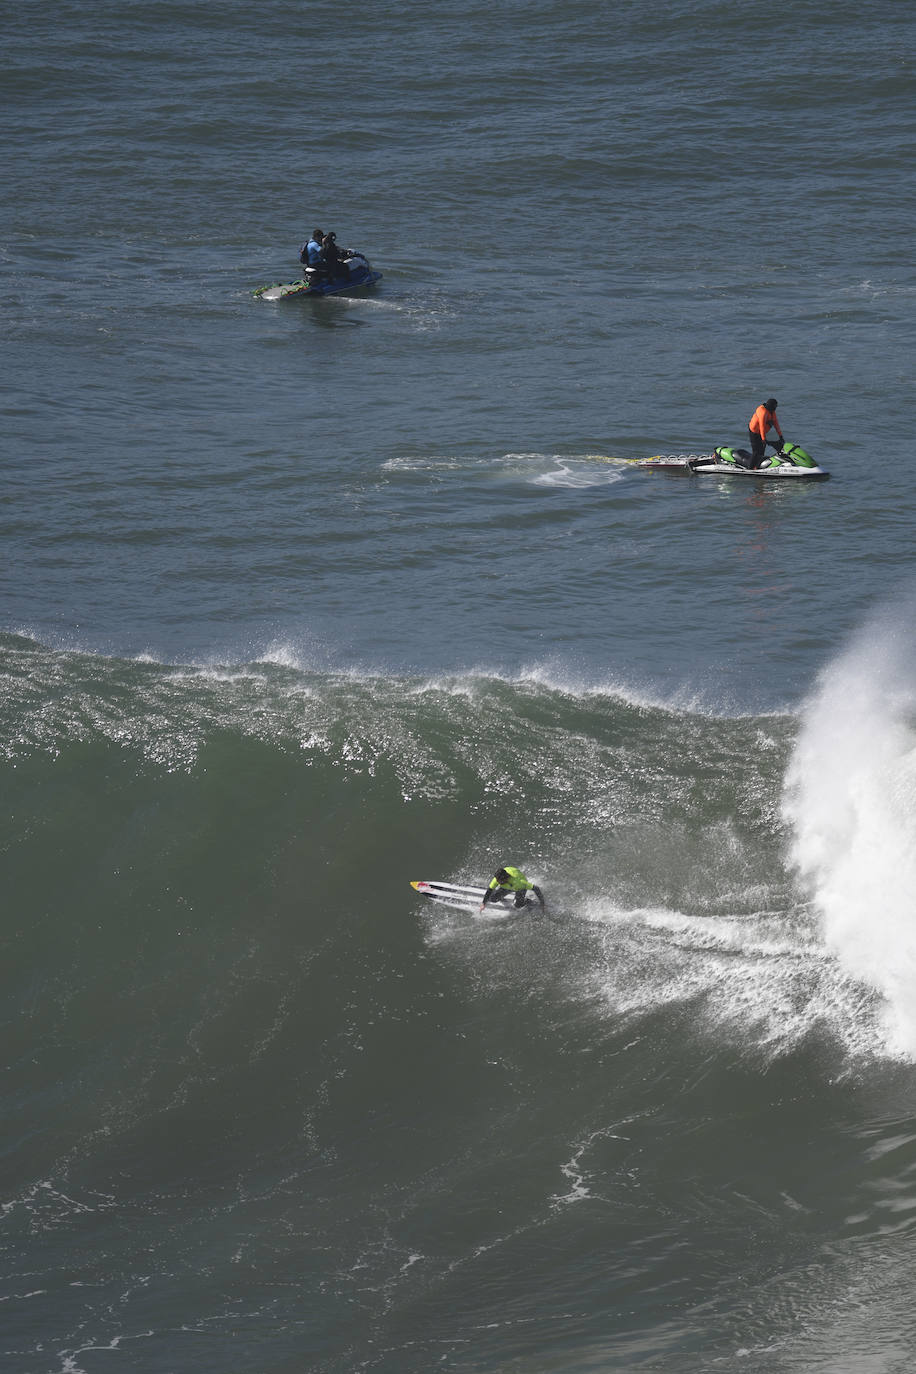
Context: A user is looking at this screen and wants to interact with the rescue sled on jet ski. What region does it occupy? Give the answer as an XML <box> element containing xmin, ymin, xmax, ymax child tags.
<box><xmin>253</xmin><ymin>251</ymin><xmax>382</xmax><ymax>301</ymax></box>
<box><xmin>632</xmin><ymin>442</ymin><xmax>829</xmax><ymax>480</ymax></box>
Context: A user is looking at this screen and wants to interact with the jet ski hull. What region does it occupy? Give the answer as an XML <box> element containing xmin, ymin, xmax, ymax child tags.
<box><xmin>689</xmin><ymin>459</ymin><xmax>829</xmax><ymax>480</ymax></box>
<box><xmin>253</xmin><ymin>254</ymin><xmax>381</xmax><ymax>301</ymax></box>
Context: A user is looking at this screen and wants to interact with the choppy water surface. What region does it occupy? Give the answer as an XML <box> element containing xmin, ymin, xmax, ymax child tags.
<box><xmin>2</xmin><ymin>2</ymin><xmax>916</xmax><ymax>1371</ymax></box>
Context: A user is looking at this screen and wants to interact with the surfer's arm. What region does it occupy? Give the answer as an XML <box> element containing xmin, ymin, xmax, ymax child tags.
<box><xmin>531</xmin><ymin>885</ymin><xmax>546</xmax><ymax>908</ymax></box>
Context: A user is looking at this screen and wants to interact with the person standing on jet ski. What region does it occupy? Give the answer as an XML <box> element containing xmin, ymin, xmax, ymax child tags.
<box><xmin>748</xmin><ymin>398</ymin><xmax>784</xmax><ymax>466</ymax></box>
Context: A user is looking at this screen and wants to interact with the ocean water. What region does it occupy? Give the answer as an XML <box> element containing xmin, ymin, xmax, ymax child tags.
<box><xmin>2</xmin><ymin>2</ymin><xmax>916</xmax><ymax>1371</ymax></box>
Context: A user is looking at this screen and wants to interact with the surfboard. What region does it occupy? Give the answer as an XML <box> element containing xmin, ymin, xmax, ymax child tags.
<box><xmin>630</xmin><ymin>456</ymin><xmax>693</xmax><ymax>470</ymax></box>
<box><xmin>410</xmin><ymin>880</ymin><xmax>522</xmax><ymax>914</ymax></box>
<box><xmin>582</xmin><ymin>454</ymin><xmax>664</xmax><ymax>465</ymax></box>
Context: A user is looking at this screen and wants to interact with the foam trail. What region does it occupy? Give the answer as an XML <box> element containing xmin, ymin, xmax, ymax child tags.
<box><xmin>783</xmin><ymin>605</ymin><xmax>916</xmax><ymax>1055</ymax></box>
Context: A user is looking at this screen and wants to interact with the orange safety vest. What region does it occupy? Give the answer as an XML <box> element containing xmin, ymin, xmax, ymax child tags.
<box><xmin>748</xmin><ymin>403</ymin><xmax>783</xmax><ymax>439</ymax></box>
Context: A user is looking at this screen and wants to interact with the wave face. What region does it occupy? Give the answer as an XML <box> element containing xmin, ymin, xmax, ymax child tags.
<box><xmin>6</xmin><ymin>634</ymin><xmax>916</xmax><ymax>1374</ymax></box>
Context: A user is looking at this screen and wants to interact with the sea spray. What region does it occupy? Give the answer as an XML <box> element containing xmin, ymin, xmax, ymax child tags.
<box><xmin>783</xmin><ymin>608</ymin><xmax>916</xmax><ymax>1055</ymax></box>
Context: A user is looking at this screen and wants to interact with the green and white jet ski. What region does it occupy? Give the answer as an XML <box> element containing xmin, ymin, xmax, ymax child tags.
<box><xmin>632</xmin><ymin>442</ymin><xmax>829</xmax><ymax>480</ymax></box>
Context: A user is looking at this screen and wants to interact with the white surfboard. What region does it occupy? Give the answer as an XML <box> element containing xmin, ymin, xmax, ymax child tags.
<box><xmin>410</xmin><ymin>880</ymin><xmax>520</xmax><ymax>914</ymax></box>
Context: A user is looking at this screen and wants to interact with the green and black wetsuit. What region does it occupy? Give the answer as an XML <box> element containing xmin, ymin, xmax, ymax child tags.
<box><xmin>482</xmin><ymin>866</ymin><xmax>545</xmax><ymax>910</ymax></box>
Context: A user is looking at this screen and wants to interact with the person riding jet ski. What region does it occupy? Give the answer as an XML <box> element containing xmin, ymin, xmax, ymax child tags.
<box><xmin>747</xmin><ymin>398</ymin><xmax>784</xmax><ymax>466</ymax></box>
<box><xmin>688</xmin><ymin>397</ymin><xmax>787</xmax><ymax>470</ymax></box>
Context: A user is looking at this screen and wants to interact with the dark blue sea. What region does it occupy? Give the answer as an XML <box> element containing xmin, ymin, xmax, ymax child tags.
<box><xmin>3</xmin><ymin>2</ymin><xmax>916</xmax><ymax>1370</ymax></box>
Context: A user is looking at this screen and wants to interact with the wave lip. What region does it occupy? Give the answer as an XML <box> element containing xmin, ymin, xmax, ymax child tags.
<box><xmin>784</xmin><ymin>605</ymin><xmax>916</xmax><ymax>1056</ymax></box>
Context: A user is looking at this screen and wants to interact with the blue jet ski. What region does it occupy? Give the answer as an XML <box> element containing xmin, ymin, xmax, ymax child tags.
<box><xmin>253</xmin><ymin>251</ymin><xmax>382</xmax><ymax>301</ymax></box>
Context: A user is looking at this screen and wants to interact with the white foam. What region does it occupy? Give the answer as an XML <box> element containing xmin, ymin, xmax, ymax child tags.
<box><xmin>572</xmin><ymin>894</ymin><xmax>886</xmax><ymax>1062</ymax></box>
<box><xmin>531</xmin><ymin>459</ymin><xmax>626</xmax><ymax>488</ymax></box>
<box><xmin>783</xmin><ymin>604</ymin><xmax>916</xmax><ymax>1057</ymax></box>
